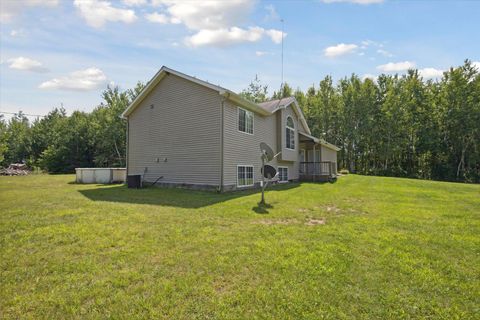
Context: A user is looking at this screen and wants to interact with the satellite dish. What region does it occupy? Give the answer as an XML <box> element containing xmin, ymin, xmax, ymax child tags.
<box><xmin>261</xmin><ymin>165</ymin><xmax>277</xmax><ymax>179</ymax></box>
<box><xmin>260</xmin><ymin>142</ymin><xmax>274</xmax><ymax>162</ymax></box>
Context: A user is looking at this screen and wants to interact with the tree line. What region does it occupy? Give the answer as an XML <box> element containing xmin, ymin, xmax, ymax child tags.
<box><xmin>242</xmin><ymin>60</ymin><xmax>479</xmax><ymax>183</ymax></box>
<box><xmin>0</xmin><ymin>83</ymin><xmax>144</xmax><ymax>173</ymax></box>
<box><xmin>1</xmin><ymin>60</ymin><xmax>479</xmax><ymax>182</ymax></box>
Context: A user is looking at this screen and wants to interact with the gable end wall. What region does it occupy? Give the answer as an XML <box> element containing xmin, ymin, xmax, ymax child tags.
<box><xmin>127</xmin><ymin>74</ymin><xmax>222</xmax><ymax>186</ymax></box>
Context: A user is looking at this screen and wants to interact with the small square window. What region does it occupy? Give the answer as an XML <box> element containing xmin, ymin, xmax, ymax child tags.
<box><xmin>278</xmin><ymin>167</ymin><xmax>288</xmax><ymax>182</ymax></box>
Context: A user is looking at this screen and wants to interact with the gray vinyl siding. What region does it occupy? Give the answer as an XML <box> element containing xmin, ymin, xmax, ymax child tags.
<box><xmin>279</xmin><ymin>106</ymin><xmax>300</xmax><ymax>162</ymax></box>
<box><xmin>321</xmin><ymin>145</ymin><xmax>338</xmax><ymax>173</ymax></box>
<box><xmin>127</xmin><ymin>74</ymin><xmax>222</xmax><ymax>186</ymax></box>
<box><xmin>223</xmin><ymin>102</ymin><xmax>299</xmax><ymax>189</ymax></box>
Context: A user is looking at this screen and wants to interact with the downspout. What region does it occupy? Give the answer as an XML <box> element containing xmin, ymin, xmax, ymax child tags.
<box><xmin>220</xmin><ymin>95</ymin><xmax>226</xmax><ymax>192</ymax></box>
<box><xmin>126</xmin><ymin>118</ymin><xmax>129</xmax><ymax>178</ymax></box>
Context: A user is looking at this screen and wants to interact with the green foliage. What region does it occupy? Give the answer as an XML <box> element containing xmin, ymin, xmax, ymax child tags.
<box><xmin>300</xmin><ymin>60</ymin><xmax>480</xmax><ymax>182</ymax></box>
<box><xmin>2</xmin><ymin>112</ymin><xmax>31</xmax><ymax>166</ymax></box>
<box><xmin>272</xmin><ymin>82</ymin><xmax>293</xmax><ymax>99</ymax></box>
<box><xmin>2</xmin><ymin>82</ymin><xmax>145</xmax><ymax>173</ymax></box>
<box><xmin>0</xmin><ymin>115</ymin><xmax>8</xmax><ymax>165</ymax></box>
<box><xmin>239</xmin><ymin>75</ymin><xmax>269</xmax><ymax>103</ymax></box>
<box><xmin>1</xmin><ymin>174</ymin><xmax>479</xmax><ymax>318</ymax></box>
<box><xmin>2</xmin><ymin>60</ymin><xmax>479</xmax><ymax>182</ymax></box>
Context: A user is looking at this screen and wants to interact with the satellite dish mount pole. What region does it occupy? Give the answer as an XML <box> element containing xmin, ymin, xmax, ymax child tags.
<box><xmin>259</xmin><ymin>142</ymin><xmax>281</xmax><ymax>207</ymax></box>
<box><xmin>261</xmin><ymin>152</ymin><xmax>266</xmax><ymax>205</ymax></box>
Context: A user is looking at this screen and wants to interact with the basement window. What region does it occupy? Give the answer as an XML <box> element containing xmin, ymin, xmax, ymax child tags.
<box><xmin>237</xmin><ymin>165</ymin><xmax>254</xmax><ymax>187</ymax></box>
<box><xmin>278</xmin><ymin>167</ymin><xmax>288</xmax><ymax>182</ymax></box>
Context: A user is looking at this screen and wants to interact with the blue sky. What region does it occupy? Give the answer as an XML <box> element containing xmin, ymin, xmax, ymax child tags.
<box><xmin>1</xmin><ymin>0</ymin><xmax>479</xmax><ymax>119</ymax></box>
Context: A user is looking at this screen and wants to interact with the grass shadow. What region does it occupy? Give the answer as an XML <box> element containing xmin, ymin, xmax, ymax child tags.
<box><xmin>252</xmin><ymin>202</ymin><xmax>274</xmax><ymax>214</ymax></box>
<box><xmin>78</xmin><ymin>182</ymin><xmax>299</xmax><ymax>209</ymax></box>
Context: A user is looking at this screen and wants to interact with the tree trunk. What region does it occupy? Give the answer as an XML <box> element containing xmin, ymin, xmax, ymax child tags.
<box><xmin>456</xmin><ymin>147</ymin><xmax>466</xmax><ymax>180</ymax></box>
<box><xmin>114</xmin><ymin>139</ymin><xmax>123</xmax><ymax>167</ymax></box>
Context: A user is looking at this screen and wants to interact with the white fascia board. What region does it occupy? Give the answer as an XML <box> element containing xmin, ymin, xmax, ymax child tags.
<box><xmin>220</xmin><ymin>91</ymin><xmax>271</xmax><ymax>116</ymax></box>
<box><xmin>121</xmin><ymin>68</ymin><xmax>167</xmax><ymax>118</ymax></box>
<box><xmin>271</xmin><ymin>98</ymin><xmax>312</xmax><ymax>135</ymax></box>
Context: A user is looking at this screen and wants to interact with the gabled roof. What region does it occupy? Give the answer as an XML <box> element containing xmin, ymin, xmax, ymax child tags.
<box><xmin>121</xmin><ymin>66</ymin><xmax>312</xmax><ymax>135</ymax></box>
<box><xmin>121</xmin><ymin>66</ymin><xmax>270</xmax><ymax>118</ymax></box>
<box><xmin>257</xmin><ymin>97</ymin><xmax>296</xmax><ymax>113</ymax></box>
<box><xmin>121</xmin><ymin>66</ymin><xmax>343</xmax><ymax>149</ymax></box>
<box><xmin>257</xmin><ymin>97</ymin><xmax>311</xmax><ymax>134</ymax></box>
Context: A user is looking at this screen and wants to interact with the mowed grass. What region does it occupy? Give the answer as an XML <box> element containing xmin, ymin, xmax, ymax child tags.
<box><xmin>0</xmin><ymin>175</ymin><xmax>479</xmax><ymax>319</ymax></box>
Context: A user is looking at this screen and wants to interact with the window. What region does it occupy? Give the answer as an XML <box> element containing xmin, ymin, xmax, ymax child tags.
<box><xmin>278</xmin><ymin>167</ymin><xmax>288</xmax><ymax>182</ymax></box>
<box><xmin>237</xmin><ymin>165</ymin><xmax>254</xmax><ymax>187</ymax></box>
<box><xmin>286</xmin><ymin>116</ymin><xmax>295</xmax><ymax>149</ymax></box>
<box><xmin>238</xmin><ymin>107</ymin><xmax>253</xmax><ymax>134</ymax></box>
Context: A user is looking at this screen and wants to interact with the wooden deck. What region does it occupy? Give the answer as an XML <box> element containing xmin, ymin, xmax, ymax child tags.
<box><xmin>299</xmin><ymin>161</ymin><xmax>337</xmax><ymax>182</ymax></box>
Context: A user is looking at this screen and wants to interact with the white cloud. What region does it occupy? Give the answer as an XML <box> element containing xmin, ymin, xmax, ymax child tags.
<box><xmin>377</xmin><ymin>61</ymin><xmax>416</xmax><ymax>72</ymax></box>
<box><xmin>265</xmin><ymin>29</ymin><xmax>284</xmax><ymax>44</ymax></box>
<box><xmin>321</xmin><ymin>0</ymin><xmax>384</xmax><ymax>4</ymax></box>
<box><xmin>146</xmin><ymin>0</ymin><xmax>281</xmax><ymax>46</ymax></box>
<box><xmin>377</xmin><ymin>49</ymin><xmax>393</xmax><ymax>57</ymax></box>
<box><xmin>418</xmin><ymin>68</ymin><xmax>444</xmax><ymax>80</ymax></box>
<box><xmin>152</xmin><ymin>0</ymin><xmax>255</xmax><ymax>30</ymax></box>
<box><xmin>10</xmin><ymin>29</ymin><xmax>26</xmax><ymax>37</ymax></box>
<box><xmin>473</xmin><ymin>61</ymin><xmax>480</xmax><ymax>70</ymax></box>
<box><xmin>360</xmin><ymin>39</ymin><xmax>384</xmax><ymax>50</ymax></box>
<box><xmin>324</xmin><ymin>43</ymin><xmax>358</xmax><ymax>57</ymax></box>
<box><xmin>7</xmin><ymin>57</ymin><xmax>48</xmax><ymax>72</ymax></box>
<box><xmin>255</xmin><ymin>51</ymin><xmax>270</xmax><ymax>57</ymax></box>
<box><xmin>264</xmin><ymin>4</ymin><xmax>279</xmax><ymax>21</ymax></box>
<box><xmin>74</xmin><ymin>0</ymin><xmax>137</xmax><ymax>28</ymax></box>
<box><xmin>122</xmin><ymin>0</ymin><xmax>147</xmax><ymax>6</ymax></box>
<box><xmin>1</xmin><ymin>0</ymin><xmax>58</xmax><ymax>23</ymax></box>
<box><xmin>145</xmin><ymin>12</ymin><xmax>169</xmax><ymax>24</ymax></box>
<box><xmin>39</xmin><ymin>67</ymin><xmax>108</xmax><ymax>91</ymax></box>
<box><xmin>185</xmin><ymin>27</ymin><xmax>284</xmax><ymax>47</ymax></box>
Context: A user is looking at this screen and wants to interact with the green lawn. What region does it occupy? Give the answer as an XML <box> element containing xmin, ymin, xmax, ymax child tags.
<box><xmin>1</xmin><ymin>174</ymin><xmax>479</xmax><ymax>319</ymax></box>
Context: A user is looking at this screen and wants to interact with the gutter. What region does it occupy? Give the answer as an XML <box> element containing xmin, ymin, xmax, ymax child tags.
<box><xmin>220</xmin><ymin>91</ymin><xmax>271</xmax><ymax>116</ymax></box>
<box><xmin>126</xmin><ymin>118</ymin><xmax>129</xmax><ymax>177</ymax></box>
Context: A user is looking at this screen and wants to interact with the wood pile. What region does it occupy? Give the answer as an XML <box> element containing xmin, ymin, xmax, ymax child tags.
<box><xmin>0</xmin><ymin>163</ymin><xmax>31</xmax><ymax>176</ymax></box>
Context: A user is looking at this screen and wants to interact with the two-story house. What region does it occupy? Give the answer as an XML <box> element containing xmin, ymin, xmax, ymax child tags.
<box><xmin>121</xmin><ymin>66</ymin><xmax>340</xmax><ymax>191</ymax></box>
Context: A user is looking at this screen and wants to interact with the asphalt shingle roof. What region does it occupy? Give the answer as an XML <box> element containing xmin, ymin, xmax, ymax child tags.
<box><xmin>257</xmin><ymin>97</ymin><xmax>296</xmax><ymax>113</ymax></box>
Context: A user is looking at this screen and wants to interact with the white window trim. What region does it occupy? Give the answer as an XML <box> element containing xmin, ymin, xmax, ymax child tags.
<box><xmin>237</xmin><ymin>164</ymin><xmax>255</xmax><ymax>187</ymax></box>
<box><xmin>286</xmin><ymin>115</ymin><xmax>295</xmax><ymax>150</ymax></box>
<box><xmin>278</xmin><ymin>166</ymin><xmax>289</xmax><ymax>183</ymax></box>
<box><xmin>237</xmin><ymin>107</ymin><xmax>254</xmax><ymax>135</ymax></box>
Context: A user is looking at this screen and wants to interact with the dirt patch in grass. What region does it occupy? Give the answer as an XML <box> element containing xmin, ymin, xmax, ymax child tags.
<box><xmin>254</xmin><ymin>217</ymin><xmax>326</xmax><ymax>226</ymax></box>
<box><xmin>254</xmin><ymin>218</ymin><xmax>299</xmax><ymax>225</ymax></box>
<box><xmin>321</xmin><ymin>204</ymin><xmax>366</xmax><ymax>216</ymax></box>
<box><xmin>305</xmin><ymin>218</ymin><xmax>326</xmax><ymax>226</ymax></box>
<box><xmin>324</xmin><ymin>205</ymin><xmax>341</xmax><ymax>213</ymax></box>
